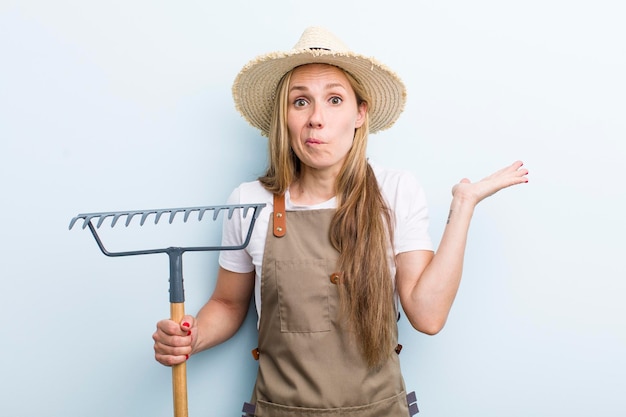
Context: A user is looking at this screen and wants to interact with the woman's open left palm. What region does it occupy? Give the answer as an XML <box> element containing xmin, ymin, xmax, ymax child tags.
<box><xmin>451</xmin><ymin>160</ymin><xmax>529</xmax><ymax>206</ymax></box>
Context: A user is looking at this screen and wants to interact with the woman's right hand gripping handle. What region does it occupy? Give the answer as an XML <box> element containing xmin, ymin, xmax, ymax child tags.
<box><xmin>152</xmin><ymin>267</ymin><xmax>257</xmax><ymax>366</ymax></box>
<box><xmin>153</xmin><ymin>315</ymin><xmax>197</xmax><ymax>366</ymax></box>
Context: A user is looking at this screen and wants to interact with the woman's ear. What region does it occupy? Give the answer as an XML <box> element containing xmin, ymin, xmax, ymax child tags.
<box><xmin>355</xmin><ymin>102</ymin><xmax>368</xmax><ymax>128</ymax></box>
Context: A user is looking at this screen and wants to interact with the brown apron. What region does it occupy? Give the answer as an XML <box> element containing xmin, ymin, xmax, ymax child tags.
<box><xmin>246</xmin><ymin>194</ymin><xmax>414</xmax><ymax>417</ymax></box>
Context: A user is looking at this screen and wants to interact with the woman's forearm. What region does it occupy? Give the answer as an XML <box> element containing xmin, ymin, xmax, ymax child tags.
<box><xmin>399</xmin><ymin>196</ymin><xmax>476</xmax><ymax>334</ymax></box>
<box><xmin>190</xmin><ymin>268</ymin><xmax>255</xmax><ymax>355</ymax></box>
<box><xmin>399</xmin><ymin>161</ymin><xmax>528</xmax><ymax>334</ymax></box>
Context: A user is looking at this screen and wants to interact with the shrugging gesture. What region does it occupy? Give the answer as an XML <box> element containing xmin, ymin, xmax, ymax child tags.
<box><xmin>397</xmin><ymin>160</ymin><xmax>528</xmax><ymax>335</ymax></box>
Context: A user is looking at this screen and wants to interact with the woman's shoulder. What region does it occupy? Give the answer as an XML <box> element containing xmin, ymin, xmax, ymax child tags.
<box><xmin>227</xmin><ymin>180</ymin><xmax>273</xmax><ymax>205</ymax></box>
<box><xmin>371</xmin><ymin>162</ymin><xmax>423</xmax><ymax>192</ymax></box>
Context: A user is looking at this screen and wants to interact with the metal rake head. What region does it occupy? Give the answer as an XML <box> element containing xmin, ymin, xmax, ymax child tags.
<box><xmin>69</xmin><ymin>203</ymin><xmax>266</xmax><ymax>258</ymax></box>
<box><xmin>69</xmin><ymin>204</ymin><xmax>262</xmax><ymax>230</ymax></box>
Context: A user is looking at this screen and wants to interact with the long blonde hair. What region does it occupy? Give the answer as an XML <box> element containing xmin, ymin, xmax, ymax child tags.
<box><xmin>259</xmin><ymin>66</ymin><xmax>396</xmax><ymax>368</ymax></box>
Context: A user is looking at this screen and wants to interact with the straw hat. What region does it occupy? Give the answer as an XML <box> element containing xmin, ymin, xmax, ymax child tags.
<box><xmin>232</xmin><ymin>26</ymin><xmax>406</xmax><ymax>136</ymax></box>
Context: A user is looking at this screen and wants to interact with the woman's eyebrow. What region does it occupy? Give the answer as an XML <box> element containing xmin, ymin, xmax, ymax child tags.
<box><xmin>324</xmin><ymin>82</ymin><xmax>348</xmax><ymax>90</ymax></box>
<box><xmin>289</xmin><ymin>85</ymin><xmax>309</xmax><ymax>93</ymax></box>
<box><xmin>289</xmin><ymin>82</ymin><xmax>348</xmax><ymax>93</ymax></box>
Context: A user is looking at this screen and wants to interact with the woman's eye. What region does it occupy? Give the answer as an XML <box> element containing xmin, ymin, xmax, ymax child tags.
<box><xmin>330</xmin><ymin>96</ymin><xmax>343</xmax><ymax>105</ymax></box>
<box><xmin>294</xmin><ymin>98</ymin><xmax>307</xmax><ymax>107</ymax></box>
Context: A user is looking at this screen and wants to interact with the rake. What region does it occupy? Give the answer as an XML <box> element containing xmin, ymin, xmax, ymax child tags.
<box><xmin>69</xmin><ymin>203</ymin><xmax>266</xmax><ymax>417</ymax></box>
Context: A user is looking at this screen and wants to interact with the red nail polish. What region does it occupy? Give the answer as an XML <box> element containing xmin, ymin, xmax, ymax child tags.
<box><xmin>185</xmin><ymin>354</ymin><xmax>189</xmax><ymax>360</ymax></box>
<box><xmin>187</xmin><ymin>330</ymin><xmax>192</xmax><ymax>336</ymax></box>
<box><xmin>182</xmin><ymin>322</ymin><xmax>190</xmax><ymax>328</ymax></box>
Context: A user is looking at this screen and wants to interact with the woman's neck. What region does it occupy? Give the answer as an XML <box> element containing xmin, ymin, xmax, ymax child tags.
<box><xmin>290</xmin><ymin>169</ymin><xmax>337</xmax><ymax>205</ymax></box>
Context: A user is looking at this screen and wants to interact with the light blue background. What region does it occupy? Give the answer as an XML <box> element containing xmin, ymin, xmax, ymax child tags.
<box><xmin>1</xmin><ymin>1</ymin><xmax>624</xmax><ymax>416</ymax></box>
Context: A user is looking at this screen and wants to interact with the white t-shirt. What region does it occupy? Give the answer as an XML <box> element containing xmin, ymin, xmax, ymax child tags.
<box><xmin>219</xmin><ymin>164</ymin><xmax>434</xmax><ymax>318</ymax></box>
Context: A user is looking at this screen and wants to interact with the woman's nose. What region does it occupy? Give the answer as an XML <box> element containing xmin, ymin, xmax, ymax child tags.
<box><xmin>307</xmin><ymin>105</ymin><xmax>324</xmax><ymax>128</ymax></box>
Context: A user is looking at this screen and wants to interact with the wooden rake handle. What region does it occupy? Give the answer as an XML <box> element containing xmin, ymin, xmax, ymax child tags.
<box><xmin>171</xmin><ymin>302</ymin><xmax>188</xmax><ymax>417</ymax></box>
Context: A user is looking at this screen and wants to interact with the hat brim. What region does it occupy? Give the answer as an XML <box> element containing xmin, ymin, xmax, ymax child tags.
<box><xmin>232</xmin><ymin>49</ymin><xmax>406</xmax><ymax>136</ymax></box>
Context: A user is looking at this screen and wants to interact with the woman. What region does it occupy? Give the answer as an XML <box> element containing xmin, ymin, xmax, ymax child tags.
<box><xmin>153</xmin><ymin>27</ymin><xmax>528</xmax><ymax>416</ymax></box>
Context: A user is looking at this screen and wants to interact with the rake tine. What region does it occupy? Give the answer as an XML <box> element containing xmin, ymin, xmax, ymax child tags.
<box><xmin>140</xmin><ymin>210</ymin><xmax>156</xmax><ymax>226</ymax></box>
<box><xmin>95</xmin><ymin>215</ymin><xmax>106</xmax><ymax>228</ymax></box>
<box><xmin>198</xmin><ymin>208</ymin><xmax>208</xmax><ymax>221</ymax></box>
<box><xmin>77</xmin><ymin>216</ymin><xmax>88</xmax><ymax>229</ymax></box>
<box><xmin>169</xmin><ymin>209</ymin><xmax>184</xmax><ymax>224</ymax></box>
<box><xmin>126</xmin><ymin>211</ymin><xmax>142</xmax><ymax>227</ymax></box>
<box><xmin>242</xmin><ymin>206</ymin><xmax>251</xmax><ymax>218</ymax></box>
<box><xmin>227</xmin><ymin>206</ymin><xmax>237</xmax><ymax>220</ymax></box>
<box><xmin>68</xmin><ymin>217</ymin><xmax>80</xmax><ymax>230</ymax></box>
<box><xmin>183</xmin><ymin>209</ymin><xmax>193</xmax><ymax>222</ymax></box>
<box><xmin>154</xmin><ymin>210</ymin><xmax>166</xmax><ymax>224</ymax></box>
<box><xmin>110</xmin><ymin>213</ymin><xmax>125</xmax><ymax>227</ymax></box>
<box><xmin>80</xmin><ymin>216</ymin><xmax>91</xmax><ymax>229</ymax></box>
<box><xmin>212</xmin><ymin>207</ymin><xmax>222</xmax><ymax>221</ymax></box>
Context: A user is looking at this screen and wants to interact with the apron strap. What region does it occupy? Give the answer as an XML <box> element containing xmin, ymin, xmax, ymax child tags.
<box><xmin>272</xmin><ymin>193</ymin><xmax>286</xmax><ymax>237</ymax></box>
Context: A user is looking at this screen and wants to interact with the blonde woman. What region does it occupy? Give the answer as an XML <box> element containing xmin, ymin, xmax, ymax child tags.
<box><xmin>153</xmin><ymin>27</ymin><xmax>528</xmax><ymax>416</ymax></box>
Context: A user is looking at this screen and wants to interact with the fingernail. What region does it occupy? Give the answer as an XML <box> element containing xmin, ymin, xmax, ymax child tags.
<box><xmin>185</xmin><ymin>354</ymin><xmax>189</xmax><ymax>360</ymax></box>
<box><xmin>182</xmin><ymin>322</ymin><xmax>190</xmax><ymax>328</ymax></box>
<box><xmin>187</xmin><ymin>330</ymin><xmax>192</xmax><ymax>336</ymax></box>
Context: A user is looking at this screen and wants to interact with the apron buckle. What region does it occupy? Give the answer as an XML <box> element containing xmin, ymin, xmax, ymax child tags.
<box><xmin>407</xmin><ymin>390</ymin><xmax>419</xmax><ymax>415</ymax></box>
<box><xmin>241</xmin><ymin>401</ymin><xmax>256</xmax><ymax>417</ymax></box>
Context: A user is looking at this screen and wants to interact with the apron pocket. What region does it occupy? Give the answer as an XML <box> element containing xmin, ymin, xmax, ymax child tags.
<box><xmin>274</xmin><ymin>258</ymin><xmax>332</xmax><ymax>333</ymax></box>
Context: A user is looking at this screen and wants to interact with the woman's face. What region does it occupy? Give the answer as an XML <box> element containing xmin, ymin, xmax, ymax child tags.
<box><xmin>287</xmin><ymin>64</ymin><xmax>367</xmax><ymax>177</ymax></box>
